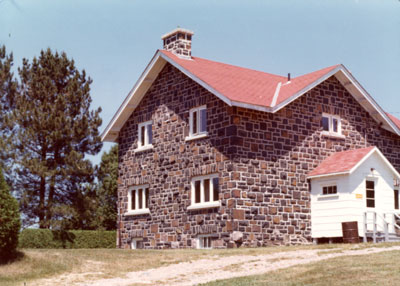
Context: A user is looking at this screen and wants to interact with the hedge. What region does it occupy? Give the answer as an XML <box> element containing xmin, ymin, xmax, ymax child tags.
<box><xmin>19</xmin><ymin>229</ymin><xmax>116</xmax><ymax>249</ymax></box>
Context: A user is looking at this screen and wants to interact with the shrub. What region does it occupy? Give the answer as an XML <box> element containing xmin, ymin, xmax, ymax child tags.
<box><xmin>19</xmin><ymin>229</ymin><xmax>116</xmax><ymax>249</ymax></box>
<box><xmin>0</xmin><ymin>169</ymin><xmax>21</xmax><ymax>261</ymax></box>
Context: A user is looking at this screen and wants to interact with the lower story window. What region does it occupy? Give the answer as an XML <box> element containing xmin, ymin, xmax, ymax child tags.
<box><xmin>394</xmin><ymin>189</ymin><xmax>399</xmax><ymax>210</ymax></box>
<box><xmin>128</xmin><ymin>185</ymin><xmax>150</xmax><ymax>213</ymax></box>
<box><xmin>131</xmin><ymin>238</ymin><xmax>144</xmax><ymax>249</ymax></box>
<box><xmin>198</xmin><ymin>236</ymin><xmax>213</xmax><ymax>249</ymax></box>
<box><xmin>190</xmin><ymin>174</ymin><xmax>220</xmax><ymax>208</ymax></box>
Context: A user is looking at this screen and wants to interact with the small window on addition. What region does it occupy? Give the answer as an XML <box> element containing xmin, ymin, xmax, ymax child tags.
<box><xmin>131</xmin><ymin>239</ymin><xmax>144</xmax><ymax>250</ymax></box>
<box><xmin>366</xmin><ymin>180</ymin><xmax>375</xmax><ymax>208</ymax></box>
<box><xmin>322</xmin><ymin>185</ymin><xmax>337</xmax><ymax>195</ymax></box>
<box><xmin>197</xmin><ymin>235</ymin><xmax>213</xmax><ymax>249</ymax></box>
<box><xmin>186</xmin><ymin>105</ymin><xmax>207</xmax><ymax>140</ymax></box>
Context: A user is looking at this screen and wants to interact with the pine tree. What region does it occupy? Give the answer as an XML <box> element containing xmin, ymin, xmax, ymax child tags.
<box><xmin>0</xmin><ymin>45</ymin><xmax>17</xmax><ymax>178</ymax></box>
<box><xmin>96</xmin><ymin>145</ymin><xmax>118</xmax><ymax>230</ymax></box>
<box><xmin>13</xmin><ymin>48</ymin><xmax>102</xmax><ymax>228</ymax></box>
<box><xmin>0</xmin><ymin>168</ymin><xmax>21</xmax><ymax>261</ymax></box>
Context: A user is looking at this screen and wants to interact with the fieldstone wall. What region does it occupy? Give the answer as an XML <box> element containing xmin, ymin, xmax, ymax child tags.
<box><xmin>117</xmin><ymin>62</ymin><xmax>400</xmax><ymax>249</ymax></box>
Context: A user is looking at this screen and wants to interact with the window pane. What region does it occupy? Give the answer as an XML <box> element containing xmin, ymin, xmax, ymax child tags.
<box><xmin>147</xmin><ymin>124</ymin><xmax>152</xmax><ymax>145</ymax></box>
<box><xmin>367</xmin><ymin>199</ymin><xmax>375</xmax><ymax>208</ymax></box>
<box><xmin>394</xmin><ymin>190</ymin><xmax>399</xmax><ymax>210</ymax></box>
<box><xmin>213</xmin><ymin>178</ymin><xmax>219</xmax><ymax>201</ymax></box>
<box><xmin>145</xmin><ymin>188</ymin><xmax>149</xmax><ymax>209</ymax></box>
<box><xmin>323</xmin><ymin>187</ymin><xmax>327</xmax><ymax>195</ymax></box>
<box><xmin>366</xmin><ymin>181</ymin><xmax>375</xmax><ymax>190</ymax></box>
<box><xmin>321</xmin><ymin>117</ymin><xmax>329</xmax><ymax>131</ymax></box>
<box><xmin>366</xmin><ymin>190</ymin><xmax>375</xmax><ymax>199</ymax></box>
<box><xmin>139</xmin><ymin>189</ymin><xmax>143</xmax><ymax>209</ymax></box>
<box><xmin>332</xmin><ymin>118</ymin><xmax>339</xmax><ymax>133</ymax></box>
<box><xmin>195</xmin><ymin>180</ymin><xmax>201</xmax><ymax>203</ymax></box>
<box><xmin>200</xmin><ymin>108</ymin><xmax>207</xmax><ymax>132</ymax></box>
<box><xmin>140</xmin><ymin>125</ymin><xmax>145</xmax><ymax>146</ymax></box>
<box><xmin>333</xmin><ymin>186</ymin><xmax>337</xmax><ymax>194</ymax></box>
<box><xmin>204</xmin><ymin>179</ymin><xmax>210</xmax><ymax>202</ymax></box>
<box><xmin>131</xmin><ymin>190</ymin><xmax>136</xmax><ymax>210</ymax></box>
<box><xmin>193</xmin><ymin>111</ymin><xmax>198</xmax><ymax>134</ymax></box>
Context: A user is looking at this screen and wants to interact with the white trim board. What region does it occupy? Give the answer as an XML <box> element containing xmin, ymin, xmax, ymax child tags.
<box><xmin>101</xmin><ymin>51</ymin><xmax>400</xmax><ymax>142</ymax></box>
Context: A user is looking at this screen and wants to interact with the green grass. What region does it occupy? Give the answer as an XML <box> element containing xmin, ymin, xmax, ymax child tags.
<box><xmin>200</xmin><ymin>250</ymin><xmax>400</xmax><ymax>286</ymax></box>
<box><xmin>1</xmin><ymin>243</ymin><xmax>399</xmax><ymax>286</ymax></box>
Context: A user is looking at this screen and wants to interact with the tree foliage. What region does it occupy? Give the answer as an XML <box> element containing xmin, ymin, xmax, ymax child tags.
<box><xmin>0</xmin><ymin>45</ymin><xmax>17</xmax><ymax>178</ymax></box>
<box><xmin>96</xmin><ymin>145</ymin><xmax>118</xmax><ymax>230</ymax></box>
<box><xmin>12</xmin><ymin>48</ymin><xmax>103</xmax><ymax>228</ymax></box>
<box><xmin>0</xmin><ymin>168</ymin><xmax>21</xmax><ymax>261</ymax></box>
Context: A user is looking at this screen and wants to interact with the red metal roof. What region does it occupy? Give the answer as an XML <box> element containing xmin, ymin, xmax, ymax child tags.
<box><xmin>161</xmin><ymin>50</ymin><xmax>338</xmax><ymax>108</ymax></box>
<box><xmin>308</xmin><ymin>146</ymin><xmax>376</xmax><ymax>178</ymax></box>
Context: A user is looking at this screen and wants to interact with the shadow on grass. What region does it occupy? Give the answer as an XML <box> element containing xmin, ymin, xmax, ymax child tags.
<box><xmin>0</xmin><ymin>250</ymin><xmax>25</xmax><ymax>265</ymax></box>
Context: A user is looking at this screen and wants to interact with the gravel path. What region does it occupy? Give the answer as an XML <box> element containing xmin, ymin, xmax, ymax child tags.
<box><xmin>75</xmin><ymin>245</ymin><xmax>400</xmax><ymax>286</ymax></box>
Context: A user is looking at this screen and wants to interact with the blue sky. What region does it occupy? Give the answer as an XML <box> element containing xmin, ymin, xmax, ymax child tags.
<box><xmin>1</xmin><ymin>0</ymin><xmax>399</xmax><ymax>164</ymax></box>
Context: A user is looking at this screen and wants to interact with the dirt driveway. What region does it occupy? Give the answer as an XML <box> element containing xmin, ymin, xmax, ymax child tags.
<box><xmin>34</xmin><ymin>245</ymin><xmax>400</xmax><ymax>286</ymax></box>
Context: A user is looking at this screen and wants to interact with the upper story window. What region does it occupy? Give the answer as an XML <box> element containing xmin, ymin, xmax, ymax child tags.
<box><xmin>321</xmin><ymin>113</ymin><xmax>342</xmax><ymax>137</ymax></box>
<box><xmin>322</xmin><ymin>185</ymin><xmax>337</xmax><ymax>195</ymax></box>
<box><xmin>187</xmin><ymin>105</ymin><xmax>207</xmax><ymax>140</ymax></box>
<box><xmin>188</xmin><ymin>174</ymin><xmax>220</xmax><ymax>210</ymax></box>
<box><xmin>127</xmin><ymin>184</ymin><xmax>150</xmax><ymax>215</ymax></box>
<box><xmin>136</xmin><ymin>120</ymin><xmax>153</xmax><ymax>151</ymax></box>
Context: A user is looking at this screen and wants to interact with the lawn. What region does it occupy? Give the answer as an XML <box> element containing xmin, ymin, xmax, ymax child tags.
<box><xmin>1</xmin><ymin>243</ymin><xmax>399</xmax><ymax>286</ymax></box>
<box><xmin>200</xmin><ymin>249</ymin><xmax>400</xmax><ymax>286</ymax></box>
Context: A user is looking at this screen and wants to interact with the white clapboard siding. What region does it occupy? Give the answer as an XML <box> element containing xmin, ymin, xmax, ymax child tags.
<box><xmin>311</xmin><ymin>151</ymin><xmax>399</xmax><ymax>238</ymax></box>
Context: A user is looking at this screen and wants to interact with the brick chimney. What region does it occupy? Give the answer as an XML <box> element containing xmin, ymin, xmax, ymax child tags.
<box><xmin>162</xmin><ymin>28</ymin><xmax>194</xmax><ymax>59</ymax></box>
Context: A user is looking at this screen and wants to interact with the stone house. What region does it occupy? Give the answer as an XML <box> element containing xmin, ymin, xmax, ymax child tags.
<box><xmin>102</xmin><ymin>28</ymin><xmax>400</xmax><ymax>249</ymax></box>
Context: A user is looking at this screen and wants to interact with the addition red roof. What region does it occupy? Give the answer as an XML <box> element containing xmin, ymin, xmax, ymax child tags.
<box><xmin>308</xmin><ymin>146</ymin><xmax>376</xmax><ymax>178</ymax></box>
<box><xmin>161</xmin><ymin>50</ymin><xmax>339</xmax><ymax>108</ymax></box>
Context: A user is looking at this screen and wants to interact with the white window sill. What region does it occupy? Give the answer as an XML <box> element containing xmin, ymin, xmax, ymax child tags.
<box><xmin>124</xmin><ymin>209</ymin><xmax>150</xmax><ymax>216</ymax></box>
<box><xmin>187</xmin><ymin>201</ymin><xmax>220</xmax><ymax>210</ymax></box>
<box><xmin>321</xmin><ymin>131</ymin><xmax>345</xmax><ymax>139</ymax></box>
<box><xmin>317</xmin><ymin>194</ymin><xmax>339</xmax><ymax>200</ymax></box>
<box><xmin>134</xmin><ymin>145</ymin><xmax>153</xmax><ymax>153</ymax></box>
<box><xmin>185</xmin><ymin>133</ymin><xmax>208</xmax><ymax>142</ymax></box>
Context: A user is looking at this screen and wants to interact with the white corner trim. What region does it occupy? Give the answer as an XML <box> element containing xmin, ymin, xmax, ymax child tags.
<box><xmin>270</xmin><ymin>82</ymin><xmax>282</xmax><ymax>107</ymax></box>
<box><xmin>124</xmin><ymin>209</ymin><xmax>151</xmax><ymax>216</ymax></box>
<box><xmin>185</xmin><ymin>133</ymin><xmax>208</xmax><ymax>142</ymax></box>
<box><xmin>187</xmin><ymin>201</ymin><xmax>220</xmax><ymax>210</ymax></box>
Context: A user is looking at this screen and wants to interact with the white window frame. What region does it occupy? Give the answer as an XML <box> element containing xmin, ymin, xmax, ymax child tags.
<box><xmin>317</xmin><ymin>181</ymin><xmax>339</xmax><ymax>200</ymax></box>
<box><xmin>126</xmin><ymin>184</ymin><xmax>150</xmax><ymax>215</ymax></box>
<box><xmin>366</xmin><ymin>179</ymin><xmax>376</xmax><ymax>209</ymax></box>
<box><xmin>321</xmin><ymin>113</ymin><xmax>343</xmax><ymax>137</ymax></box>
<box><xmin>197</xmin><ymin>235</ymin><xmax>213</xmax><ymax>249</ymax></box>
<box><xmin>135</xmin><ymin>120</ymin><xmax>153</xmax><ymax>152</ymax></box>
<box><xmin>322</xmin><ymin>185</ymin><xmax>338</xmax><ymax>196</ymax></box>
<box><xmin>186</xmin><ymin>105</ymin><xmax>208</xmax><ymax>141</ymax></box>
<box><xmin>131</xmin><ymin>238</ymin><xmax>144</xmax><ymax>249</ymax></box>
<box><xmin>188</xmin><ymin>174</ymin><xmax>220</xmax><ymax>210</ymax></box>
